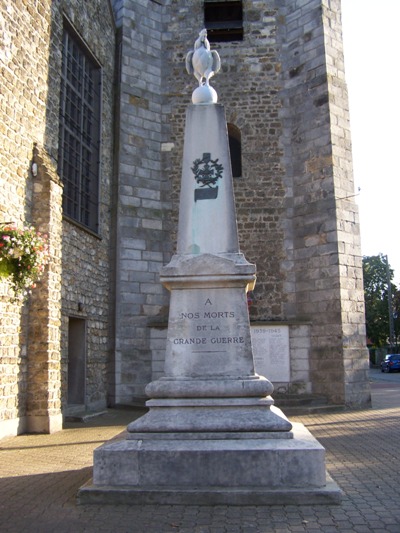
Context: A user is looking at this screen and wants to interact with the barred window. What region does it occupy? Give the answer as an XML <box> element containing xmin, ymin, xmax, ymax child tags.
<box><xmin>58</xmin><ymin>24</ymin><xmax>101</xmax><ymax>233</ymax></box>
<box><xmin>204</xmin><ymin>1</ymin><xmax>243</xmax><ymax>42</ymax></box>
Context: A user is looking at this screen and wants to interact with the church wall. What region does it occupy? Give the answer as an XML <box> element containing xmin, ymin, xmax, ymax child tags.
<box><xmin>146</xmin><ymin>0</ymin><xmax>369</xmax><ymax>406</ymax></box>
<box><xmin>321</xmin><ymin>1</ymin><xmax>369</xmax><ymax>405</ymax></box>
<box><xmin>0</xmin><ymin>0</ymin><xmax>61</xmax><ymax>437</ymax></box>
<box><xmin>0</xmin><ymin>0</ymin><xmax>370</xmax><ymax>437</ymax></box>
<box><xmin>278</xmin><ymin>0</ymin><xmax>369</xmax><ymax>405</ymax></box>
<box><xmin>111</xmin><ymin>0</ymin><xmax>173</xmax><ymax>404</ymax></box>
<box><xmin>0</xmin><ymin>0</ymin><xmax>116</xmax><ymax>437</ymax></box>
<box><xmin>145</xmin><ymin>0</ymin><xmax>317</xmax><ymax>398</ymax></box>
<box><xmin>162</xmin><ymin>0</ymin><xmax>288</xmax><ymax>320</ymax></box>
<box><xmin>48</xmin><ymin>0</ymin><xmax>116</xmax><ymax>413</ymax></box>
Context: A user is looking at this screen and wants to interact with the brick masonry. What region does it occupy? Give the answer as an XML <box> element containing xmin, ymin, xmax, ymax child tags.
<box><xmin>111</xmin><ymin>0</ymin><xmax>173</xmax><ymax>404</ymax></box>
<box><xmin>0</xmin><ymin>0</ymin><xmax>116</xmax><ymax>437</ymax></box>
<box><xmin>27</xmin><ymin>145</ymin><xmax>63</xmax><ymax>433</ymax></box>
<box><xmin>0</xmin><ymin>0</ymin><xmax>59</xmax><ymax>436</ymax></box>
<box><xmin>0</xmin><ymin>0</ymin><xmax>370</xmax><ymax>437</ymax></box>
<box><xmin>50</xmin><ymin>1</ymin><xmax>116</xmax><ymax>414</ymax></box>
<box><xmin>130</xmin><ymin>0</ymin><xmax>368</xmax><ymax>406</ymax></box>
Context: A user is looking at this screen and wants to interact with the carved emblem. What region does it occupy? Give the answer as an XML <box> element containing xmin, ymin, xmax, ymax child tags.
<box><xmin>191</xmin><ymin>152</ymin><xmax>223</xmax><ymax>202</ymax></box>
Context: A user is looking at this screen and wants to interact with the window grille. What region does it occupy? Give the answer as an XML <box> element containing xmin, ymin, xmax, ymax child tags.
<box><xmin>58</xmin><ymin>25</ymin><xmax>101</xmax><ymax>233</ymax></box>
<box><xmin>204</xmin><ymin>1</ymin><xmax>243</xmax><ymax>42</ymax></box>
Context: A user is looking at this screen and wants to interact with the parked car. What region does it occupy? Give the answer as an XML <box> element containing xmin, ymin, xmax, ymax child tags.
<box><xmin>380</xmin><ymin>354</ymin><xmax>400</xmax><ymax>373</ymax></box>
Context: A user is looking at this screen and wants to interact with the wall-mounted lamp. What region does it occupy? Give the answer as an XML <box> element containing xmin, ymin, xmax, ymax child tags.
<box><xmin>31</xmin><ymin>162</ymin><xmax>38</xmax><ymax>177</ymax></box>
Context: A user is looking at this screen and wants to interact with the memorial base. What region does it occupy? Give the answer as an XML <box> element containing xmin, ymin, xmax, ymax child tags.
<box><xmin>127</xmin><ymin>399</ymin><xmax>292</xmax><ymax>433</ymax></box>
<box><xmin>78</xmin><ymin>423</ymin><xmax>341</xmax><ymax>506</ymax></box>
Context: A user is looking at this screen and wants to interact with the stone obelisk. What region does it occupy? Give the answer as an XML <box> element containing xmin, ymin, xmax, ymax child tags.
<box><xmin>124</xmin><ymin>29</ymin><xmax>291</xmax><ymax>435</ymax></box>
<box><xmin>79</xmin><ymin>30</ymin><xmax>341</xmax><ymax>505</ymax></box>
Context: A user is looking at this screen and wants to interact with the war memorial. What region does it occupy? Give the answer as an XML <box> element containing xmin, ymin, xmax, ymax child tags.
<box><xmin>79</xmin><ymin>30</ymin><xmax>342</xmax><ymax>506</ymax></box>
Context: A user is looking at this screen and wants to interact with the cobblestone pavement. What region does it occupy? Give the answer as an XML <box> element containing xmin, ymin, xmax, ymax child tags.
<box><xmin>1</xmin><ymin>371</ymin><xmax>400</xmax><ymax>533</ymax></box>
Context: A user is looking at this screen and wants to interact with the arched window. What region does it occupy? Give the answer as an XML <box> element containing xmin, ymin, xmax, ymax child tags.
<box><xmin>228</xmin><ymin>123</ymin><xmax>242</xmax><ymax>178</ymax></box>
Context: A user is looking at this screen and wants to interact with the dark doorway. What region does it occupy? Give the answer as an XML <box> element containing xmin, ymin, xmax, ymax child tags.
<box><xmin>67</xmin><ymin>317</ymin><xmax>86</xmax><ymax>405</ymax></box>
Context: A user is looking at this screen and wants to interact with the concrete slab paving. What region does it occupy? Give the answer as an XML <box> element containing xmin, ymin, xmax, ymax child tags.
<box><xmin>0</xmin><ymin>371</ymin><xmax>399</xmax><ymax>532</ymax></box>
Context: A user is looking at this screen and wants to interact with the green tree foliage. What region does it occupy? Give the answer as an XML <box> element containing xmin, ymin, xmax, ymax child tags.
<box><xmin>362</xmin><ymin>254</ymin><xmax>398</xmax><ymax>347</ymax></box>
<box><xmin>394</xmin><ymin>290</ymin><xmax>400</xmax><ymax>346</ymax></box>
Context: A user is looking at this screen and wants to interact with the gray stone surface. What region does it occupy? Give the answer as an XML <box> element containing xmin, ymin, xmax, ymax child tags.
<box><xmin>107</xmin><ymin>0</ymin><xmax>370</xmax><ymax>412</ymax></box>
<box><xmin>0</xmin><ymin>0</ymin><xmax>371</xmax><ymax>445</ymax></box>
<box><xmin>177</xmin><ymin>105</ymin><xmax>239</xmax><ymax>255</ymax></box>
<box><xmin>112</xmin><ymin>0</ymin><xmax>171</xmax><ymax>405</ymax></box>
<box><xmin>80</xmin><ymin>422</ymin><xmax>340</xmax><ymax>505</ymax></box>
<box><xmin>127</xmin><ymin>401</ymin><xmax>292</xmax><ymax>433</ymax></box>
<box><xmin>87</xmin><ymin>94</ymin><xmax>336</xmax><ymax>505</ymax></box>
<box><xmin>127</xmin><ymin>102</ymin><xmax>290</xmax><ymax>436</ymax></box>
<box><xmin>0</xmin><ymin>376</ymin><xmax>398</xmax><ymax>531</ymax></box>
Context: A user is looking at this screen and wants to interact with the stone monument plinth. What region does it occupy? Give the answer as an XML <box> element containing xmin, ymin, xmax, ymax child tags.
<box><xmin>78</xmin><ymin>30</ymin><xmax>341</xmax><ymax>506</ymax></box>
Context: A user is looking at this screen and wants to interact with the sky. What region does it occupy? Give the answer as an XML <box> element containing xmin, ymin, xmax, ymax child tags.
<box><xmin>341</xmin><ymin>1</ymin><xmax>400</xmax><ymax>285</ymax></box>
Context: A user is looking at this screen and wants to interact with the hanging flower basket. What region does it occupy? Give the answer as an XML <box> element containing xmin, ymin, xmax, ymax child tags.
<box><xmin>0</xmin><ymin>224</ymin><xmax>49</xmax><ymax>299</ymax></box>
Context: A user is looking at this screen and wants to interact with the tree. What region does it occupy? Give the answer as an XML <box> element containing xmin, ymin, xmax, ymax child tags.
<box><xmin>393</xmin><ymin>289</ymin><xmax>400</xmax><ymax>346</ymax></box>
<box><xmin>362</xmin><ymin>254</ymin><xmax>398</xmax><ymax>348</ymax></box>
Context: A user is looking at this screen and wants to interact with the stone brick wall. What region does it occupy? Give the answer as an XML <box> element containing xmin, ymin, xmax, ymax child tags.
<box><xmin>27</xmin><ymin>145</ymin><xmax>63</xmax><ymax>433</ymax></box>
<box><xmin>111</xmin><ymin>0</ymin><xmax>173</xmax><ymax>404</ymax></box>
<box><xmin>143</xmin><ymin>0</ymin><xmax>369</xmax><ymax>406</ymax></box>
<box><xmin>47</xmin><ymin>0</ymin><xmax>116</xmax><ymax>412</ymax></box>
<box><xmin>322</xmin><ymin>0</ymin><xmax>369</xmax><ymax>405</ymax></box>
<box><xmin>0</xmin><ymin>0</ymin><xmax>370</xmax><ymax>437</ymax></box>
<box><xmin>0</xmin><ymin>0</ymin><xmax>56</xmax><ymax>437</ymax></box>
<box><xmin>162</xmin><ymin>0</ymin><xmax>287</xmax><ymax>319</ymax></box>
<box><xmin>277</xmin><ymin>0</ymin><xmax>369</xmax><ymax>405</ymax></box>
<box><xmin>0</xmin><ymin>0</ymin><xmax>116</xmax><ymax>437</ymax></box>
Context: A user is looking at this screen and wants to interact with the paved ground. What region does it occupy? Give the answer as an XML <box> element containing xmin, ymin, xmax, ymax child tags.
<box><xmin>0</xmin><ymin>369</ymin><xmax>400</xmax><ymax>532</ymax></box>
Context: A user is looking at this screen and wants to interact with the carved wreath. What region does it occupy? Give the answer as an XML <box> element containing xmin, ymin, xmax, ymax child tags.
<box><xmin>191</xmin><ymin>153</ymin><xmax>223</xmax><ymax>188</ymax></box>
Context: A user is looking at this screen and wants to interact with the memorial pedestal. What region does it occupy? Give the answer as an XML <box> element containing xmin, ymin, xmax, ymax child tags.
<box><xmin>78</xmin><ymin>423</ymin><xmax>341</xmax><ymax>506</ymax></box>
<box><xmin>79</xmin><ymin>251</ymin><xmax>341</xmax><ymax>504</ymax></box>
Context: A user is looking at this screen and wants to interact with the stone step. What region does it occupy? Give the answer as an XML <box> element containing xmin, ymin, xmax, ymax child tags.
<box><xmin>274</xmin><ymin>395</ymin><xmax>346</xmax><ymax>415</ymax></box>
<box><xmin>64</xmin><ymin>409</ymin><xmax>108</xmax><ymax>423</ymax></box>
<box><xmin>273</xmin><ymin>394</ymin><xmax>328</xmax><ymax>407</ymax></box>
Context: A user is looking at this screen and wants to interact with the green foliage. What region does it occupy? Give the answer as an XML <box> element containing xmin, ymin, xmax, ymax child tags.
<box><xmin>0</xmin><ymin>224</ymin><xmax>49</xmax><ymax>300</ymax></box>
<box><xmin>362</xmin><ymin>254</ymin><xmax>398</xmax><ymax>347</ymax></box>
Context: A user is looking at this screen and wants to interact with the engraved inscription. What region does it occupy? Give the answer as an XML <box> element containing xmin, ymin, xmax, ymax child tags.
<box><xmin>172</xmin><ymin>298</ymin><xmax>242</xmax><ymax>351</ymax></box>
<box><xmin>173</xmin><ymin>336</ymin><xmax>244</xmax><ymax>345</ymax></box>
<box><xmin>179</xmin><ymin>311</ymin><xmax>235</xmax><ymax>319</ymax></box>
<box><xmin>251</xmin><ymin>325</ymin><xmax>290</xmax><ymax>382</ymax></box>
